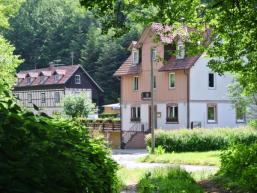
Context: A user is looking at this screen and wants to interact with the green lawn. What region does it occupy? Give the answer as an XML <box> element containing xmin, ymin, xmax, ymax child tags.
<box><xmin>138</xmin><ymin>151</ymin><xmax>221</xmax><ymax>166</ymax></box>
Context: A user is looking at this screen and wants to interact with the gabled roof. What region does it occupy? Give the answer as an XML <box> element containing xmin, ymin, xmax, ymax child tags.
<box><xmin>15</xmin><ymin>65</ymin><xmax>104</xmax><ymax>93</ymax></box>
<box><xmin>159</xmin><ymin>56</ymin><xmax>201</xmax><ymax>71</ymax></box>
<box><xmin>113</xmin><ymin>55</ymin><xmax>141</xmax><ymax>76</ymax></box>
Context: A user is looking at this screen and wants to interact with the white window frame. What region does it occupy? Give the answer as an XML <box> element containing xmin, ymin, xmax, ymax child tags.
<box><xmin>28</xmin><ymin>93</ymin><xmax>32</xmax><ymax>103</ymax></box>
<box><xmin>54</xmin><ymin>92</ymin><xmax>60</xmax><ymax>103</ymax></box>
<box><xmin>207</xmin><ymin>104</ymin><xmax>217</xmax><ymax>123</ymax></box>
<box><xmin>41</xmin><ymin>93</ymin><xmax>46</xmax><ymax>104</ymax></box>
<box><xmin>151</xmin><ymin>48</ymin><xmax>157</xmax><ymax>62</ymax></box>
<box><xmin>133</xmin><ymin>76</ymin><xmax>139</xmax><ymax>91</ymax></box>
<box><xmin>131</xmin><ymin>106</ymin><xmax>141</xmax><ymax>122</ymax></box>
<box><xmin>75</xmin><ymin>75</ymin><xmax>81</xmax><ymax>84</ymax></box>
<box><xmin>168</xmin><ymin>72</ymin><xmax>175</xmax><ymax>89</ymax></box>
<box><xmin>236</xmin><ymin>106</ymin><xmax>246</xmax><ymax>123</ymax></box>
<box><xmin>208</xmin><ymin>73</ymin><xmax>216</xmax><ymax>89</ymax></box>
<box><xmin>27</xmin><ymin>77</ymin><xmax>31</xmax><ymax>84</ymax></box>
<box><xmin>132</xmin><ymin>49</ymin><xmax>139</xmax><ymax>65</ymax></box>
<box><xmin>166</xmin><ymin>104</ymin><xmax>179</xmax><ymax>123</ymax></box>
<box><xmin>54</xmin><ymin>74</ymin><xmax>60</xmax><ymax>82</ymax></box>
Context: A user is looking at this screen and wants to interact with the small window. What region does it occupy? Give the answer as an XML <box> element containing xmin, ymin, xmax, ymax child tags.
<box><xmin>54</xmin><ymin>74</ymin><xmax>60</xmax><ymax>82</ymax></box>
<box><xmin>28</xmin><ymin>93</ymin><xmax>32</xmax><ymax>103</ymax></box>
<box><xmin>207</xmin><ymin>104</ymin><xmax>217</xmax><ymax>123</ymax></box>
<box><xmin>153</xmin><ymin>76</ymin><xmax>156</xmax><ymax>89</ymax></box>
<box><xmin>41</xmin><ymin>93</ymin><xmax>46</xmax><ymax>103</ymax></box>
<box><xmin>75</xmin><ymin>75</ymin><xmax>81</xmax><ymax>84</ymax></box>
<box><xmin>169</xmin><ymin>73</ymin><xmax>175</xmax><ymax>88</ymax></box>
<box><xmin>131</xmin><ymin>106</ymin><xmax>140</xmax><ymax>122</ymax></box>
<box><xmin>133</xmin><ymin>76</ymin><xmax>139</xmax><ymax>91</ymax></box>
<box><xmin>236</xmin><ymin>106</ymin><xmax>246</xmax><ymax>123</ymax></box>
<box><xmin>132</xmin><ymin>49</ymin><xmax>139</xmax><ymax>65</ymax></box>
<box><xmin>208</xmin><ymin>73</ymin><xmax>215</xmax><ymax>88</ymax></box>
<box><xmin>177</xmin><ymin>44</ymin><xmax>185</xmax><ymax>59</ymax></box>
<box><xmin>27</xmin><ymin>77</ymin><xmax>31</xmax><ymax>84</ymax></box>
<box><xmin>151</xmin><ymin>48</ymin><xmax>157</xmax><ymax>62</ymax></box>
<box><xmin>167</xmin><ymin>104</ymin><xmax>178</xmax><ymax>123</ymax></box>
<box><xmin>54</xmin><ymin>92</ymin><xmax>60</xmax><ymax>103</ymax></box>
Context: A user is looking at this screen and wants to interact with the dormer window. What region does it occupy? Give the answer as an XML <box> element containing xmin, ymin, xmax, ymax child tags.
<box><xmin>54</xmin><ymin>74</ymin><xmax>60</xmax><ymax>82</ymax></box>
<box><xmin>27</xmin><ymin>77</ymin><xmax>31</xmax><ymax>84</ymax></box>
<box><xmin>176</xmin><ymin>40</ymin><xmax>185</xmax><ymax>59</ymax></box>
<box><xmin>151</xmin><ymin>48</ymin><xmax>157</xmax><ymax>62</ymax></box>
<box><xmin>132</xmin><ymin>49</ymin><xmax>139</xmax><ymax>65</ymax></box>
<box><xmin>75</xmin><ymin>75</ymin><xmax>81</xmax><ymax>84</ymax></box>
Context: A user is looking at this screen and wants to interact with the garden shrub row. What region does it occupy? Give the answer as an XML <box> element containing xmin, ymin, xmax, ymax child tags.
<box><xmin>145</xmin><ymin>128</ymin><xmax>257</xmax><ymax>152</ymax></box>
<box><xmin>0</xmin><ymin>93</ymin><xmax>120</xmax><ymax>193</ymax></box>
<box><xmin>137</xmin><ymin>167</ymin><xmax>203</xmax><ymax>193</ymax></box>
<box><xmin>99</xmin><ymin>113</ymin><xmax>119</xmax><ymax>119</ymax></box>
<box><xmin>216</xmin><ymin>142</ymin><xmax>257</xmax><ymax>192</ymax></box>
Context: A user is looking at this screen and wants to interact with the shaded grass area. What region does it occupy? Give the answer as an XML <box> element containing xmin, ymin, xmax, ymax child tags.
<box><xmin>118</xmin><ymin>167</ymin><xmax>217</xmax><ymax>187</ymax></box>
<box><xmin>138</xmin><ymin>151</ymin><xmax>221</xmax><ymax>166</ymax></box>
<box><xmin>137</xmin><ymin>167</ymin><xmax>204</xmax><ymax>193</ymax></box>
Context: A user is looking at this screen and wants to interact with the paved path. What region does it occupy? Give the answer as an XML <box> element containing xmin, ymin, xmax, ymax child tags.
<box><xmin>112</xmin><ymin>149</ymin><xmax>218</xmax><ymax>172</ymax></box>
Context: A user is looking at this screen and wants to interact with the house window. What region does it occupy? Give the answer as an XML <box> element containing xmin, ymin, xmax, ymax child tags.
<box><xmin>169</xmin><ymin>73</ymin><xmax>175</xmax><ymax>88</ymax></box>
<box><xmin>132</xmin><ymin>49</ymin><xmax>139</xmax><ymax>65</ymax></box>
<box><xmin>54</xmin><ymin>92</ymin><xmax>60</xmax><ymax>103</ymax></box>
<box><xmin>131</xmin><ymin>106</ymin><xmax>140</xmax><ymax>122</ymax></box>
<box><xmin>28</xmin><ymin>93</ymin><xmax>32</xmax><ymax>103</ymax></box>
<box><xmin>27</xmin><ymin>77</ymin><xmax>31</xmax><ymax>84</ymax></box>
<box><xmin>54</xmin><ymin>74</ymin><xmax>60</xmax><ymax>82</ymax></box>
<box><xmin>151</xmin><ymin>48</ymin><xmax>157</xmax><ymax>62</ymax></box>
<box><xmin>133</xmin><ymin>76</ymin><xmax>139</xmax><ymax>91</ymax></box>
<box><xmin>177</xmin><ymin>44</ymin><xmax>185</xmax><ymax>59</ymax></box>
<box><xmin>167</xmin><ymin>104</ymin><xmax>178</xmax><ymax>123</ymax></box>
<box><xmin>41</xmin><ymin>93</ymin><xmax>46</xmax><ymax>103</ymax></box>
<box><xmin>207</xmin><ymin>104</ymin><xmax>217</xmax><ymax>123</ymax></box>
<box><xmin>208</xmin><ymin>73</ymin><xmax>215</xmax><ymax>88</ymax></box>
<box><xmin>236</xmin><ymin>106</ymin><xmax>246</xmax><ymax>123</ymax></box>
<box><xmin>153</xmin><ymin>76</ymin><xmax>156</xmax><ymax>89</ymax></box>
<box><xmin>75</xmin><ymin>75</ymin><xmax>81</xmax><ymax>84</ymax></box>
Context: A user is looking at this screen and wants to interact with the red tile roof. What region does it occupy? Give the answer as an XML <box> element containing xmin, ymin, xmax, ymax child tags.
<box><xmin>114</xmin><ymin>55</ymin><xmax>141</xmax><ymax>76</ymax></box>
<box><xmin>15</xmin><ymin>65</ymin><xmax>80</xmax><ymax>87</ymax></box>
<box><xmin>159</xmin><ymin>56</ymin><xmax>201</xmax><ymax>71</ymax></box>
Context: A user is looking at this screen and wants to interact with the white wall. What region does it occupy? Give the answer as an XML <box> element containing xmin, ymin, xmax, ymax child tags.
<box><xmin>190</xmin><ymin>102</ymin><xmax>244</xmax><ymax>128</ymax></box>
<box><xmin>190</xmin><ymin>54</ymin><xmax>233</xmax><ymax>101</ymax></box>
<box><xmin>157</xmin><ymin>103</ymin><xmax>187</xmax><ymax>129</ymax></box>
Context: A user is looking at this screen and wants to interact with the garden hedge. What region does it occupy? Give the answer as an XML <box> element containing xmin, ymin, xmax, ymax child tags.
<box><xmin>0</xmin><ymin>93</ymin><xmax>120</xmax><ymax>193</ymax></box>
<box><xmin>146</xmin><ymin>128</ymin><xmax>257</xmax><ymax>152</ymax></box>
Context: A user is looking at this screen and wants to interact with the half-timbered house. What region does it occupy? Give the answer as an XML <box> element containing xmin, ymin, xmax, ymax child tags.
<box><xmin>13</xmin><ymin>64</ymin><xmax>104</xmax><ymax>116</ymax></box>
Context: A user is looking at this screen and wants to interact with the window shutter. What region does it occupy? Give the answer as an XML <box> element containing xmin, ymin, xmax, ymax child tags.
<box><xmin>139</xmin><ymin>48</ymin><xmax>142</xmax><ymax>64</ymax></box>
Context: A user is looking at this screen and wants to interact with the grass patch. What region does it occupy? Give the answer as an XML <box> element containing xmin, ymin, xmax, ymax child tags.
<box><xmin>117</xmin><ymin>167</ymin><xmax>149</xmax><ymax>186</ymax></box>
<box><xmin>138</xmin><ymin>151</ymin><xmax>221</xmax><ymax>166</ymax></box>
<box><xmin>137</xmin><ymin>167</ymin><xmax>204</xmax><ymax>193</ymax></box>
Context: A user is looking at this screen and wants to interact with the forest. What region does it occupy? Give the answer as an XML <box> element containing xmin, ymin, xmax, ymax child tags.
<box><xmin>2</xmin><ymin>0</ymin><xmax>155</xmax><ymax>104</ymax></box>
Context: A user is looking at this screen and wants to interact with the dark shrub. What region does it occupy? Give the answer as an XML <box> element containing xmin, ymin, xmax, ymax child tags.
<box><xmin>0</xmin><ymin>94</ymin><xmax>120</xmax><ymax>193</ymax></box>
<box><xmin>217</xmin><ymin>142</ymin><xmax>257</xmax><ymax>192</ymax></box>
<box><xmin>146</xmin><ymin>128</ymin><xmax>257</xmax><ymax>152</ymax></box>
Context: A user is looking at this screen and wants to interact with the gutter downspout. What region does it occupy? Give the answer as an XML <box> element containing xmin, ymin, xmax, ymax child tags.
<box><xmin>184</xmin><ymin>69</ymin><xmax>190</xmax><ymax>129</ymax></box>
<box><xmin>119</xmin><ymin>76</ymin><xmax>123</xmax><ymax>149</ymax></box>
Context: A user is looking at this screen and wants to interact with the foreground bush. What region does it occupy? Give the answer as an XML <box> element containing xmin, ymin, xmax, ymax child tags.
<box><xmin>217</xmin><ymin>142</ymin><xmax>257</xmax><ymax>192</ymax></box>
<box><xmin>137</xmin><ymin>167</ymin><xmax>203</xmax><ymax>193</ymax></box>
<box><xmin>146</xmin><ymin>128</ymin><xmax>257</xmax><ymax>152</ymax></box>
<box><xmin>0</xmin><ymin>95</ymin><xmax>120</xmax><ymax>193</ymax></box>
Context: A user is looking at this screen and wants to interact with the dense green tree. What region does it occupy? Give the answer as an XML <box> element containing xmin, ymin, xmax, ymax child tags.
<box><xmin>6</xmin><ymin>0</ymin><xmax>95</xmax><ymax>70</ymax></box>
<box><xmin>0</xmin><ymin>0</ymin><xmax>23</xmax><ymax>91</ymax></box>
<box><xmin>62</xmin><ymin>93</ymin><xmax>96</xmax><ymax>118</ymax></box>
